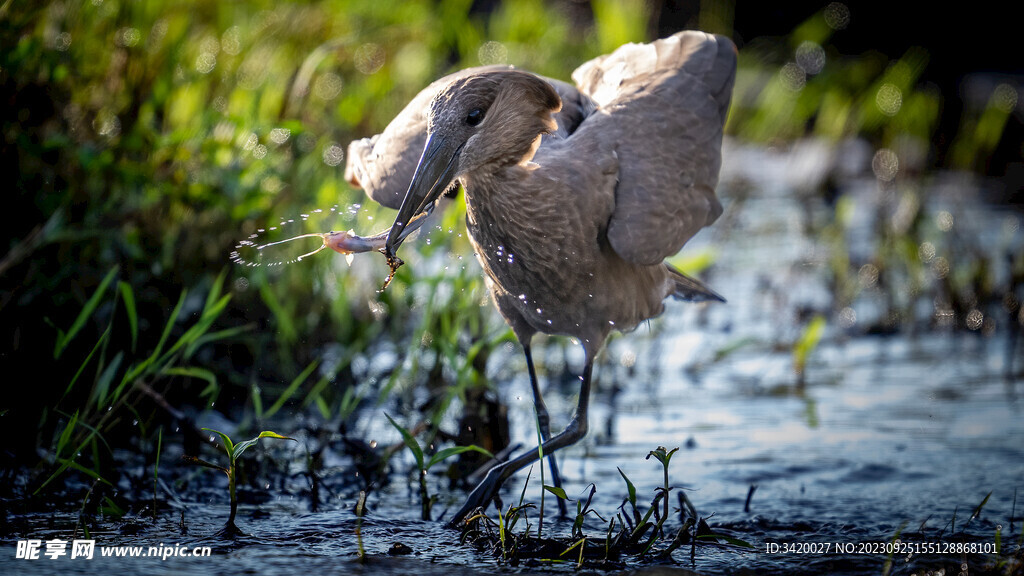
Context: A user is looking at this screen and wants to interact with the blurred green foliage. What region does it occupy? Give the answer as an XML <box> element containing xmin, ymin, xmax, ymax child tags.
<box><xmin>0</xmin><ymin>0</ymin><xmax>620</xmax><ymax>487</ymax></box>
<box><xmin>1</xmin><ymin>0</ymin><xmax>1018</xmax><ymax>493</ymax></box>
<box><xmin>729</xmin><ymin>8</ymin><xmax>940</xmax><ymax>160</ymax></box>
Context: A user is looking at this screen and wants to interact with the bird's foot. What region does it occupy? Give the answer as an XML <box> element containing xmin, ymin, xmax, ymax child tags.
<box><xmin>444</xmin><ymin>464</ymin><xmax>507</xmax><ymax>528</ymax></box>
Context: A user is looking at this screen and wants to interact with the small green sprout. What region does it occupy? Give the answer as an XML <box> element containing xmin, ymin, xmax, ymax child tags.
<box><xmin>646</xmin><ymin>445</ymin><xmax>679</xmax><ymax>536</ymax></box>
<box><xmin>793</xmin><ymin>314</ymin><xmax>826</xmax><ymax>386</ymax></box>
<box><xmin>183</xmin><ymin>428</ymin><xmax>296</xmax><ymax>535</ymax></box>
<box><xmin>385</xmin><ymin>413</ymin><xmax>492</xmax><ymax>520</ymax></box>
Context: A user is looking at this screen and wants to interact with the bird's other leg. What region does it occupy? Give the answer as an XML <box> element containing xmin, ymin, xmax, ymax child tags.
<box><xmin>523</xmin><ymin>344</ymin><xmax>568</xmax><ymax>518</ymax></box>
<box><xmin>445</xmin><ymin>360</ymin><xmax>593</xmax><ymax>528</ymax></box>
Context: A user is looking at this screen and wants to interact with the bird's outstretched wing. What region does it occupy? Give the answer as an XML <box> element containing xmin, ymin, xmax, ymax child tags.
<box><xmin>570</xmin><ymin>31</ymin><xmax>736</xmax><ymax>266</ymax></box>
<box><xmin>345</xmin><ymin>66</ymin><xmax>589</xmax><ymax>209</ymax></box>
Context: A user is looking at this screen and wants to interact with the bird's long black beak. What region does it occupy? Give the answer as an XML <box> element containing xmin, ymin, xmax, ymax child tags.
<box><xmin>384</xmin><ymin>134</ymin><xmax>463</xmax><ymax>260</ymax></box>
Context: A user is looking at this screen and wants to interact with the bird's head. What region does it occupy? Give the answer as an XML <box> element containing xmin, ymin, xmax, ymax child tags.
<box><xmin>384</xmin><ymin>70</ymin><xmax>561</xmax><ymax>261</ymax></box>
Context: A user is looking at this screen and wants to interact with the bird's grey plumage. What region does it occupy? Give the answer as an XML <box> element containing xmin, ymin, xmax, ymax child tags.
<box><xmin>345</xmin><ymin>67</ymin><xmax>591</xmax><ymax>209</ymax></box>
<box><xmin>342</xmin><ymin>30</ymin><xmax>736</xmax><ymax>525</ymax></box>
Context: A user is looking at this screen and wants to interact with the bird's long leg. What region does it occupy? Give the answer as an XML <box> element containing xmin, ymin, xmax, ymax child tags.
<box><xmin>523</xmin><ymin>344</ymin><xmax>568</xmax><ymax>518</ymax></box>
<box><xmin>446</xmin><ymin>359</ymin><xmax>593</xmax><ymax>528</ymax></box>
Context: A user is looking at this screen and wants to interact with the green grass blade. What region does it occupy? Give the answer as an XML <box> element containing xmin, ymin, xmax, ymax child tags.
<box><xmin>263</xmin><ymin>360</ymin><xmax>318</xmax><ymax>420</ymax></box>
<box><xmin>425</xmin><ymin>444</ymin><xmax>493</xmax><ymax>471</ymax></box>
<box><xmin>970</xmin><ymin>491</ymin><xmax>993</xmax><ymax>523</ymax></box>
<box><xmin>154</xmin><ymin>426</ymin><xmax>163</xmax><ymax>485</ymax></box>
<box><xmin>117</xmin><ymin>281</ymin><xmax>138</xmax><ymax>352</ymax></box>
<box><xmin>231</xmin><ymin>431</ymin><xmax>296</xmax><ymax>462</ymax></box>
<box><xmin>55</xmin><ymin>457</ymin><xmax>113</xmax><ymax>486</ymax></box>
<box><xmin>187</xmin><ymin>324</ymin><xmax>253</xmax><ymax>353</ymax></box>
<box><xmin>201</xmin><ymin>427</ymin><xmax>234</xmax><ymax>460</ymax></box>
<box><xmin>92</xmin><ymin>351</ymin><xmax>123</xmax><ymax>406</ymax></box>
<box><xmin>34</xmin><ymin>425</ymin><xmax>101</xmax><ymax>495</ymax></box>
<box><xmin>251</xmin><ymin>382</ymin><xmax>264</xmax><ymax>420</ymax></box>
<box><xmin>617</xmin><ymin>467</ymin><xmax>637</xmax><ymax>507</ymax></box>
<box><xmin>181</xmin><ymin>455</ymin><xmax>229</xmax><ymax>474</ymax></box>
<box><xmin>54</xmin><ymin>266</ymin><xmax>117</xmax><ymax>358</ymax></box>
<box><xmin>543</xmin><ymin>485</ymin><xmax>570</xmax><ymax>500</ymax></box>
<box><xmin>61</xmin><ymin>325</ymin><xmax>110</xmax><ymax>402</ymax></box>
<box><xmin>167</xmin><ymin>294</ymin><xmax>230</xmax><ymax>360</ymax></box>
<box><xmin>152</xmin><ymin>289</ymin><xmax>188</xmax><ymax>365</ymax></box>
<box><xmin>54</xmin><ymin>410</ymin><xmax>80</xmax><ymax>460</ymax></box>
<box><xmin>385</xmin><ymin>413</ymin><xmax>424</xmax><ymax>469</ymax></box>
<box><xmin>163</xmin><ymin>366</ymin><xmax>217</xmax><ymax>388</ymax></box>
<box><xmin>793</xmin><ymin>314</ymin><xmax>826</xmax><ymax>374</ymax></box>
<box><xmin>203</xmin><ymin>271</ymin><xmax>226</xmax><ymax>313</ymax></box>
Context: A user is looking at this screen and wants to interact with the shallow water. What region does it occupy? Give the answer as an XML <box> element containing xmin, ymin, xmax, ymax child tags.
<box><xmin>4</xmin><ymin>141</ymin><xmax>1022</xmax><ymax>575</ymax></box>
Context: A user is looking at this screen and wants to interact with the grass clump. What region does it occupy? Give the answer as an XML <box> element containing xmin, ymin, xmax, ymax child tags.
<box><xmin>454</xmin><ymin>446</ymin><xmax>753</xmax><ymax>569</ymax></box>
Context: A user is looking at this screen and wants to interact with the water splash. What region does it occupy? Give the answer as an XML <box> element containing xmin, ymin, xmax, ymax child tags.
<box><xmin>229</xmin><ymin>204</ymin><xmax>360</xmax><ymax>268</ymax></box>
<box><xmin>229</xmin><ymin>203</ymin><xmax>435</xmax><ymax>289</ymax></box>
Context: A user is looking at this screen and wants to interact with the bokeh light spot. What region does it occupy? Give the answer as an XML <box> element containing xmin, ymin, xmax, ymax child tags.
<box><xmin>875</xmin><ymin>83</ymin><xmax>902</xmax><ymax>116</ymax></box>
<box><xmin>269</xmin><ymin>127</ymin><xmax>291</xmax><ymax>145</ymax></box>
<box><xmin>117</xmin><ymin>27</ymin><xmax>140</xmax><ymax>48</ymax></box>
<box><xmin>936</xmin><ymin>211</ymin><xmax>954</xmax><ymax>232</ymax></box>
<box><xmin>965</xmin><ymin>309</ymin><xmax>984</xmax><ymax>331</ymax></box>
<box><xmin>917</xmin><ymin>241</ymin><xmax>935</xmax><ymax>263</ymax></box>
<box><xmin>354</xmin><ymin>43</ymin><xmax>385</xmax><ymax>75</ymax></box>
<box><xmin>780</xmin><ymin>62</ymin><xmax>806</xmax><ymax>92</ymax></box>
<box><xmin>314</xmin><ymin>72</ymin><xmax>343</xmax><ymax>100</ymax></box>
<box><xmin>871</xmin><ymin>148</ymin><xmax>899</xmax><ymax>181</ymax></box>
<box><xmin>322</xmin><ymin>142</ymin><xmax>344</xmax><ymax>166</ymax></box>
<box><xmin>858</xmin><ymin>263</ymin><xmax>879</xmax><ymax>288</ymax></box>
<box><xmin>992</xmin><ymin>83</ymin><xmax>1018</xmax><ymax>113</ymax></box>
<box><xmin>795</xmin><ymin>41</ymin><xmax>825</xmax><ymax>75</ymax></box>
<box><xmin>221</xmin><ymin>26</ymin><xmax>241</xmax><ymax>56</ymax></box>
<box><xmin>195</xmin><ymin>52</ymin><xmax>216</xmax><ymax>74</ymax></box>
<box><xmin>478</xmin><ymin>41</ymin><xmax>509</xmax><ymax>66</ymax></box>
<box><xmin>824</xmin><ymin>2</ymin><xmax>850</xmax><ymax>30</ymax></box>
<box><xmin>838</xmin><ymin>307</ymin><xmax>857</xmax><ymax>328</ymax></box>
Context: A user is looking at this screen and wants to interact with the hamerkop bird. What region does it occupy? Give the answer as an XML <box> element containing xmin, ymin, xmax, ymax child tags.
<box><xmin>342</xmin><ymin>30</ymin><xmax>736</xmax><ymax>526</ymax></box>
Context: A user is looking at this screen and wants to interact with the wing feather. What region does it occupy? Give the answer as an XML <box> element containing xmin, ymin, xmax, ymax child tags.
<box><xmin>570</xmin><ymin>31</ymin><xmax>736</xmax><ymax>265</ymax></box>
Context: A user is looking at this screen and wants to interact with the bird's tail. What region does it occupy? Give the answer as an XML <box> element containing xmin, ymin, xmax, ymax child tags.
<box><xmin>666</xmin><ymin>263</ymin><xmax>726</xmax><ymax>303</ymax></box>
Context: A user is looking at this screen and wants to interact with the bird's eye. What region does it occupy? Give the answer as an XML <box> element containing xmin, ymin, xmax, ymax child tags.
<box><xmin>466</xmin><ymin>108</ymin><xmax>484</xmax><ymax>126</ymax></box>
